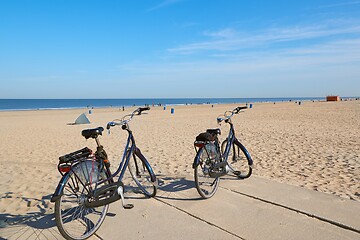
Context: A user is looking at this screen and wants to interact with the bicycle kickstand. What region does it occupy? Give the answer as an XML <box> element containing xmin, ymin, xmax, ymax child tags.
<box><xmin>117</xmin><ymin>185</ymin><xmax>134</xmax><ymax>209</ymax></box>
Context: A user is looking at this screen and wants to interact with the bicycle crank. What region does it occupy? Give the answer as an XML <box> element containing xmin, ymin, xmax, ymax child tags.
<box><xmin>117</xmin><ymin>185</ymin><xmax>134</xmax><ymax>209</ymax></box>
<box><xmin>85</xmin><ymin>181</ymin><xmax>126</xmax><ymax>208</ymax></box>
<box><xmin>209</xmin><ymin>161</ymin><xmax>228</xmax><ymax>178</ymax></box>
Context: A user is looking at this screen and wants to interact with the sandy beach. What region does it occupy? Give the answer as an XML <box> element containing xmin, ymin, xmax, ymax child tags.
<box><xmin>0</xmin><ymin>100</ymin><xmax>359</xmax><ymax>217</ymax></box>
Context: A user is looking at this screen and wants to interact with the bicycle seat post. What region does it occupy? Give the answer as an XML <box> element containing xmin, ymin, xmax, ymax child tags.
<box><xmin>94</xmin><ymin>136</ymin><xmax>101</xmax><ymax>148</ymax></box>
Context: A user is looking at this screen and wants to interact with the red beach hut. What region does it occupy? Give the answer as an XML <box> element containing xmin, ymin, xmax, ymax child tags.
<box><xmin>326</xmin><ymin>96</ymin><xmax>340</xmax><ymax>101</ymax></box>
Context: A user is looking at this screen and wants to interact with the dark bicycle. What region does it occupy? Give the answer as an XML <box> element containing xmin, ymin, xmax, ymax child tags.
<box><xmin>51</xmin><ymin>107</ymin><xmax>157</xmax><ymax>240</ymax></box>
<box><xmin>193</xmin><ymin>106</ymin><xmax>253</xmax><ymax>198</ymax></box>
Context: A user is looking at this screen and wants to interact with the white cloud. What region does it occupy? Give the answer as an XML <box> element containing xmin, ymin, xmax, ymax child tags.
<box><xmin>117</xmin><ymin>37</ymin><xmax>360</xmax><ymax>85</ymax></box>
<box><xmin>168</xmin><ymin>22</ymin><xmax>360</xmax><ymax>54</ymax></box>
<box><xmin>203</xmin><ymin>28</ymin><xmax>237</xmax><ymax>38</ymax></box>
<box><xmin>111</xmin><ymin>21</ymin><xmax>360</xmax><ymax>97</ymax></box>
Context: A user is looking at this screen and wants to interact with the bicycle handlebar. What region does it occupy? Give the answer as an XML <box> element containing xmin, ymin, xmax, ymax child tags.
<box><xmin>106</xmin><ymin>107</ymin><xmax>150</xmax><ymax>130</ymax></box>
<box><xmin>217</xmin><ymin>106</ymin><xmax>247</xmax><ymax>124</ymax></box>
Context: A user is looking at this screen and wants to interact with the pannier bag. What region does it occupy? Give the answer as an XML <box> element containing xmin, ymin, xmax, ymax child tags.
<box><xmin>196</xmin><ymin>132</ymin><xmax>216</xmax><ymax>142</ymax></box>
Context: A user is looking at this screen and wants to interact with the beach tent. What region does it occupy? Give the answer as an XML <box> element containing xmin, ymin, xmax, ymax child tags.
<box><xmin>74</xmin><ymin>113</ymin><xmax>91</xmax><ymax>124</ymax></box>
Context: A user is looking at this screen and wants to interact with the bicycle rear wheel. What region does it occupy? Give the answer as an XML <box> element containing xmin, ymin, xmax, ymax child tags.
<box><xmin>128</xmin><ymin>151</ymin><xmax>157</xmax><ymax>197</ymax></box>
<box><xmin>55</xmin><ymin>161</ymin><xmax>109</xmax><ymax>240</ymax></box>
<box><xmin>194</xmin><ymin>147</ymin><xmax>220</xmax><ymax>198</ymax></box>
<box><xmin>221</xmin><ymin>139</ymin><xmax>252</xmax><ymax>179</ymax></box>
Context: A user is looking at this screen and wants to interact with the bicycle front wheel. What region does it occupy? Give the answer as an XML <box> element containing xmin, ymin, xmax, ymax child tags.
<box><xmin>221</xmin><ymin>139</ymin><xmax>252</xmax><ymax>179</ymax></box>
<box><xmin>55</xmin><ymin>161</ymin><xmax>109</xmax><ymax>240</ymax></box>
<box><xmin>194</xmin><ymin>147</ymin><xmax>220</xmax><ymax>198</ymax></box>
<box><xmin>128</xmin><ymin>151</ymin><xmax>157</xmax><ymax>197</ymax></box>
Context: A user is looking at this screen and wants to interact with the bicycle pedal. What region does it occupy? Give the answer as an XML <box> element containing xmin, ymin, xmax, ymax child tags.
<box><xmin>123</xmin><ymin>203</ymin><xmax>134</xmax><ymax>209</ymax></box>
<box><xmin>117</xmin><ymin>185</ymin><xmax>134</xmax><ymax>210</ymax></box>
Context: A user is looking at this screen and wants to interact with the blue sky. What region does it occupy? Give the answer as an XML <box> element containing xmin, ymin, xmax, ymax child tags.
<box><xmin>0</xmin><ymin>0</ymin><xmax>359</xmax><ymax>98</ymax></box>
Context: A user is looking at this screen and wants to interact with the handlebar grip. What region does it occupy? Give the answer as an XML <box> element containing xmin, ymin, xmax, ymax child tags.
<box><xmin>217</xmin><ymin>117</ymin><xmax>225</xmax><ymax>123</ymax></box>
<box><xmin>138</xmin><ymin>107</ymin><xmax>150</xmax><ymax>114</ymax></box>
<box><xmin>106</xmin><ymin>122</ymin><xmax>116</xmax><ymax>130</ymax></box>
<box><xmin>234</xmin><ymin>106</ymin><xmax>248</xmax><ymax>114</ymax></box>
<box><xmin>139</xmin><ymin>107</ymin><xmax>150</xmax><ymax>111</ymax></box>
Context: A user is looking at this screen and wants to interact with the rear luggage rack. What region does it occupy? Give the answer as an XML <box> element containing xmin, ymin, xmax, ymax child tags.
<box><xmin>58</xmin><ymin>147</ymin><xmax>93</xmax><ymax>175</ymax></box>
<box><xmin>59</xmin><ymin>147</ymin><xmax>92</xmax><ymax>163</ymax></box>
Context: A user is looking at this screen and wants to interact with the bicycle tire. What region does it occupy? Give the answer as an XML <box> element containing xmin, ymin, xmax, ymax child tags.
<box><xmin>128</xmin><ymin>151</ymin><xmax>157</xmax><ymax>197</ymax></box>
<box><xmin>221</xmin><ymin>139</ymin><xmax>252</xmax><ymax>179</ymax></box>
<box><xmin>194</xmin><ymin>147</ymin><xmax>220</xmax><ymax>198</ymax></box>
<box><xmin>55</xmin><ymin>160</ymin><xmax>109</xmax><ymax>240</ymax></box>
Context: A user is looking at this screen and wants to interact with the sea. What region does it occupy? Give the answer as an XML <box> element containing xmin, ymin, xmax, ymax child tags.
<box><xmin>0</xmin><ymin>98</ymin><xmax>325</xmax><ymax>111</ymax></box>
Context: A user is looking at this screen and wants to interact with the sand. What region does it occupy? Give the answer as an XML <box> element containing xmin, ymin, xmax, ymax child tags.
<box><xmin>0</xmin><ymin>100</ymin><xmax>359</xmax><ymax>217</ymax></box>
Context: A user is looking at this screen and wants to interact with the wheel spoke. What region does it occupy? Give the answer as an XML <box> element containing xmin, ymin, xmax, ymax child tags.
<box><xmin>194</xmin><ymin>147</ymin><xmax>219</xmax><ymax>198</ymax></box>
<box><xmin>221</xmin><ymin>139</ymin><xmax>252</xmax><ymax>179</ymax></box>
<box><xmin>55</xmin><ymin>160</ymin><xmax>109</xmax><ymax>239</ymax></box>
<box><xmin>128</xmin><ymin>152</ymin><xmax>156</xmax><ymax>197</ymax></box>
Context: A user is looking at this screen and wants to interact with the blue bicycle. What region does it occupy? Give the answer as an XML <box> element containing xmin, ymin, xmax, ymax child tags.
<box><xmin>193</xmin><ymin>106</ymin><xmax>253</xmax><ymax>198</ymax></box>
<box><xmin>51</xmin><ymin>107</ymin><xmax>157</xmax><ymax>240</ymax></box>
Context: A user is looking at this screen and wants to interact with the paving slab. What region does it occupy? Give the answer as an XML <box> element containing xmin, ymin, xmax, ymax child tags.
<box><xmin>1</xmin><ymin>175</ymin><xmax>359</xmax><ymax>240</ymax></box>
<box><xmin>151</xmin><ymin>176</ymin><xmax>360</xmax><ymax>240</ymax></box>
<box><xmin>97</xmin><ymin>194</ymin><xmax>238</xmax><ymax>240</ymax></box>
<box><xmin>220</xmin><ymin>175</ymin><xmax>360</xmax><ymax>232</ymax></box>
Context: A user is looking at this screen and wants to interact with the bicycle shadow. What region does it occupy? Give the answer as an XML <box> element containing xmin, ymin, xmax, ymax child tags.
<box><xmin>0</xmin><ymin>193</ymin><xmax>54</xmax><ymax>226</ymax></box>
<box><xmin>219</xmin><ymin>175</ymin><xmax>249</xmax><ymax>181</ymax></box>
<box><xmin>121</xmin><ymin>175</ymin><xmax>158</xmax><ymax>200</ymax></box>
<box><xmin>154</xmin><ymin>174</ymin><xmax>250</xmax><ymax>202</ymax></box>
<box><xmin>0</xmin><ymin>192</ymin><xmax>117</xmax><ymax>239</ymax></box>
<box><xmin>0</xmin><ymin>193</ymin><xmax>60</xmax><ymax>239</ymax></box>
<box><xmin>155</xmin><ymin>176</ymin><xmax>203</xmax><ymax>201</ymax></box>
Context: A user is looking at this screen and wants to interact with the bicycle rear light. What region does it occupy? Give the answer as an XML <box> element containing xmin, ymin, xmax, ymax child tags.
<box><xmin>59</xmin><ymin>165</ymin><xmax>71</xmax><ymax>173</ymax></box>
<box><xmin>194</xmin><ymin>142</ymin><xmax>205</xmax><ymax>148</ymax></box>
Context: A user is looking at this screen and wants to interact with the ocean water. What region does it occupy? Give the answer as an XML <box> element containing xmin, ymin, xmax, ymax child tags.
<box><xmin>0</xmin><ymin>98</ymin><xmax>324</xmax><ymax>111</ymax></box>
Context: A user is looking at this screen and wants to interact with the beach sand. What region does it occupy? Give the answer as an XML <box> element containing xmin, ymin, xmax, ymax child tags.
<box><xmin>0</xmin><ymin>100</ymin><xmax>359</xmax><ymax>217</ymax></box>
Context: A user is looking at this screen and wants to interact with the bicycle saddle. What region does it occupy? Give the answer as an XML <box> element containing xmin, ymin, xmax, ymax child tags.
<box><xmin>81</xmin><ymin>127</ymin><xmax>104</xmax><ymax>139</ymax></box>
<box><xmin>206</xmin><ymin>128</ymin><xmax>221</xmax><ymax>135</ymax></box>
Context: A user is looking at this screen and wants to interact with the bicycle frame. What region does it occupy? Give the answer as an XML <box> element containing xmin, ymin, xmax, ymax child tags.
<box><xmin>193</xmin><ymin>121</ymin><xmax>235</xmax><ymax>169</ymax></box>
<box><xmin>98</xmin><ymin>127</ymin><xmax>156</xmax><ymax>185</ymax></box>
<box><xmin>51</xmin><ymin>121</ymin><xmax>156</xmax><ymax>203</ymax></box>
<box><xmin>192</xmin><ymin>109</ymin><xmax>253</xmax><ymax>175</ymax></box>
<box><xmin>52</xmin><ymin>107</ymin><xmax>157</xmax><ymax>240</ymax></box>
<box><xmin>222</xmin><ymin>120</ymin><xmax>253</xmax><ymax>168</ymax></box>
<box><xmin>222</xmin><ymin>121</ymin><xmax>236</xmax><ymax>162</ymax></box>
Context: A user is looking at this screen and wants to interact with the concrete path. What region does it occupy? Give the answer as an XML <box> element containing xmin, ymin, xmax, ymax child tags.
<box><xmin>1</xmin><ymin>176</ymin><xmax>359</xmax><ymax>240</ymax></box>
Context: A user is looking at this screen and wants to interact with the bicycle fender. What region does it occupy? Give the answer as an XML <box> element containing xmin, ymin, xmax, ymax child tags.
<box><xmin>234</xmin><ymin>139</ymin><xmax>253</xmax><ymax>166</ymax></box>
<box><xmin>192</xmin><ymin>147</ymin><xmax>203</xmax><ymax>168</ymax></box>
<box><xmin>50</xmin><ymin>172</ymin><xmax>70</xmax><ymax>202</ymax></box>
<box><xmin>134</xmin><ymin>147</ymin><xmax>157</xmax><ymax>183</ymax></box>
